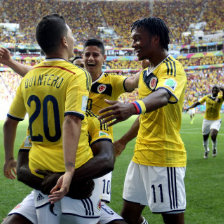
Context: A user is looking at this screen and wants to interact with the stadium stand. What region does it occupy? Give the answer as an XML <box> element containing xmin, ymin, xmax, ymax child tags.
<box><xmin>0</xmin><ymin>0</ymin><xmax>223</xmax><ymax>115</ymax></box>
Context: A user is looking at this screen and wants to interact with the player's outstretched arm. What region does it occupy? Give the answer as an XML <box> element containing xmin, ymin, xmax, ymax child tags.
<box><xmin>99</xmin><ymin>88</ymin><xmax>170</xmax><ymax>126</ymax></box>
<box><xmin>3</xmin><ymin>117</ymin><xmax>19</xmax><ymax>179</ymax></box>
<box><xmin>124</xmin><ymin>59</ymin><xmax>150</xmax><ymax>92</ymax></box>
<box><xmin>0</xmin><ymin>47</ymin><xmax>32</xmax><ymax>77</ymax></box>
<box><xmin>114</xmin><ymin>117</ymin><xmax>139</xmax><ymax>157</ymax></box>
<box><xmin>186</xmin><ymin>101</ymin><xmax>201</xmax><ymax>111</ymax></box>
<box><xmin>219</xmin><ymin>86</ymin><xmax>224</xmax><ymax>99</ymax></box>
<box><xmin>124</xmin><ymin>71</ymin><xmax>141</xmax><ymax>92</ymax></box>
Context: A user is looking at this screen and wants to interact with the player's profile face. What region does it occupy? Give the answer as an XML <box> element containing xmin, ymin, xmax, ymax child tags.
<box><xmin>73</xmin><ymin>58</ymin><xmax>85</xmax><ymax>68</ymax></box>
<box><xmin>83</xmin><ymin>46</ymin><xmax>105</xmax><ymax>74</ymax></box>
<box><xmin>66</xmin><ymin>25</ymin><xmax>75</xmax><ymax>58</ymax></box>
<box><xmin>131</xmin><ymin>27</ymin><xmax>154</xmax><ymax>61</ymax></box>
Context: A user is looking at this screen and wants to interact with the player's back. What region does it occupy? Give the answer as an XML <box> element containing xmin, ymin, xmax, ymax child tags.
<box><xmin>18</xmin><ymin>59</ymin><xmax>92</xmax><ymax>174</ymax></box>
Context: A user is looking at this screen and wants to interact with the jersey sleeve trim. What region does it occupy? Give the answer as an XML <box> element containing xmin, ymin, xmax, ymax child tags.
<box><xmin>156</xmin><ymin>87</ymin><xmax>178</xmax><ymax>104</ymax></box>
<box><xmin>64</xmin><ymin>111</ymin><xmax>85</xmax><ymax>120</ymax></box>
<box><xmin>7</xmin><ymin>114</ymin><xmax>24</xmax><ymax>121</ymax></box>
<box><xmin>123</xmin><ymin>77</ymin><xmax>129</xmax><ymax>92</ymax></box>
<box><xmin>90</xmin><ymin>138</ymin><xmax>112</xmax><ymax>146</ymax></box>
<box><xmin>19</xmin><ymin>148</ymin><xmax>31</xmax><ymax>152</ymax></box>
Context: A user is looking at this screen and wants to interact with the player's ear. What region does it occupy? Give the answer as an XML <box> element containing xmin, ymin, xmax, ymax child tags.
<box><xmin>104</xmin><ymin>54</ymin><xmax>107</xmax><ymax>61</ymax></box>
<box><xmin>152</xmin><ymin>35</ymin><xmax>160</xmax><ymax>46</ymax></box>
<box><xmin>62</xmin><ymin>36</ymin><xmax>68</xmax><ymax>48</ymax></box>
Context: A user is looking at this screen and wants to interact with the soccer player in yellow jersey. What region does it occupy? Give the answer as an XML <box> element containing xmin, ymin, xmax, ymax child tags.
<box><xmin>186</xmin><ymin>85</ymin><xmax>224</xmax><ymax>159</ymax></box>
<box><xmin>83</xmin><ymin>38</ymin><xmax>139</xmax><ymax>138</ymax></box>
<box><xmin>99</xmin><ymin>17</ymin><xmax>187</xmax><ymax>224</ymax></box>
<box><xmin>3</xmin><ymin>14</ymin><xmax>102</xmax><ymax>224</ymax></box>
<box><xmin>0</xmin><ymin>38</ymin><xmax>142</xmax><ymax>224</ymax></box>
<box><xmin>3</xmin><ymin>111</ymin><xmax>121</xmax><ymax>224</ymax></box>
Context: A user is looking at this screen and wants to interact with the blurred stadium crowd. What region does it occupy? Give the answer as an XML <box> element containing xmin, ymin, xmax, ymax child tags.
<box><xmin>0</xmin><ymin>0</ymin><xmax>223</xmax><ymax>114</ymax></box>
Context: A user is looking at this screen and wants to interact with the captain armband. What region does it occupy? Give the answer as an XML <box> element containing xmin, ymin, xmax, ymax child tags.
<box><xmin>131</xmin><ymin>100</ymin><xmax>146</xmax><ymax>114</ymax></box>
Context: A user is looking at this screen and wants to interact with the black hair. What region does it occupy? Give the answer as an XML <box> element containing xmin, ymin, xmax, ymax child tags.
<box><xmin>212</xmin><ymin>85</ymin><xmax>219</xmax><ymax>90</ymax></box>
<box><xmin>131</xmin><ymin>17</ymin><xmax>170</xmax><ymax>51</ymax></box>
<box><xmin>84</xmin><ymin>38</ymin><xmax>105</xmax><ymax>55</ymax></box>
<box><xmin>36</xmin><ymin>14</ymin><xmax>68</xmax><ymax>54</ymax></box>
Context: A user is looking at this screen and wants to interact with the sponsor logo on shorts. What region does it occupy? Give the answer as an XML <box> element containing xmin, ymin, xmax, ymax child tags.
<box><xmin>37</xmin><ymin>193</ymin><xmax>44</xmax><ymax>201</ymax></box>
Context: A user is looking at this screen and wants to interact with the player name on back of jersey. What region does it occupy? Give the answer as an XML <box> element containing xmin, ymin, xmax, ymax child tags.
<box><xmin>24</xmin><ymin>74</ymin><xmax>64</xmax><ymax>89</ymax></box>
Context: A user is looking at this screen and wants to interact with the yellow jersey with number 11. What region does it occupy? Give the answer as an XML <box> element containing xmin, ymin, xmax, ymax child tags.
<box><xmin>134</xmin><ymin>55</ymin><xmax>187</xmax><ymax>167</ymax></box>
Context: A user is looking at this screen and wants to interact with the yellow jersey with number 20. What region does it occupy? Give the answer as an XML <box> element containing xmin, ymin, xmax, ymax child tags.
<box><xmin>8</xmin><ymin>59</ymin><xmax>93</xmax><ymax>176</ymax></box>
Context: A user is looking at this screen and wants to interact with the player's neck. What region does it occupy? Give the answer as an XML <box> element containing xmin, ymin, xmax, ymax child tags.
<box><xmin>45</xmin><ymin>52</ymin><xmax>69</xmax><ymax>61</ymax></box>
<box><xmin>150</xmin><ymin>50</ymin><xmax>168</xmax><ymax>67</ymax></box>
<box><xmin>91</xmin><ymin>70</ymin><xmax>102</xmax><ymax>82</ymax></box>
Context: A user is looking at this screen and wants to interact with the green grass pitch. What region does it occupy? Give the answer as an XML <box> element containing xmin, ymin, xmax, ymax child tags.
<box><xmin>1</xmin><ymin>113</ymin><xmax>224</xmax><ymax>223</ymax></box>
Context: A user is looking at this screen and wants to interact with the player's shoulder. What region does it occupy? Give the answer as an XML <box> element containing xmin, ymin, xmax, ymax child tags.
<box><xmin>65</xmin><ymin>61</ymin><xmax>89</xmax><ymax>75</ymax></box>
<box><xmin>158</xmin><ymin>55</ymin><xmax>185</xmax><ymax>77</ymax></box>
<box><xmin>104</xmin><ymin>72</ymin><xmax>124</xmax><ymax>80</ymax></box>
<box><xmin>202</xmin><ymin>95</ymin><xmax>210</xmax><ymax>100</ymax></box>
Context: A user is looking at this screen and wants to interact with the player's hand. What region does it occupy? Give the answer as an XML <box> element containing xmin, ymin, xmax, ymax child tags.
<box><xmin>4</xmin><ymin>159</ymin><xmax>17</xmax><ymax>179</ymax></box>
<box><xmin>0</xmin><ymin>47</ymin><xmax>12</xmax><ymax>65</ymax></box>
<box><xmin>98</xmin><ymin>99</ymin><xmax>136</xmax><ymax>126</ymax></box>
<box><xmin>113</xmin><ymin>140</ymin><xmax>126</xmax><ymax>157</ymax></box>
<box><xmin>48</xmin><ymin>171</ymin><xmax>73</xmax><ymax>203</ymax></box>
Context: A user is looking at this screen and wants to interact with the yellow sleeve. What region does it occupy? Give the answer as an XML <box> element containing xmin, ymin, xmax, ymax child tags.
<box><xmin>111</xmin><ymin>74</ymin><xmax>126</xmax><ymax>99</ymax></box>
<box><xmin>199</xmin><ymin>96</ymin><xmax>207</xmax><ymax>104</ymax></box>
<box><xmin>87</xmin><ymin>113</ymin><xmax>112</xmax><ymax>146</ymax></box>
<box><xmin>155</xmin><ymin>63</ymin><xmax>187</xmax><ymax>103</ymax></box>
<box><xmin>65</xmin><ymin>71</ymin><xmax>91</xmax><ymax>120</ymax></box>
<box><xmin>8</xmin><ymin>83</ymin><xmax>26</xmax><ymax>120</ymax></box>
